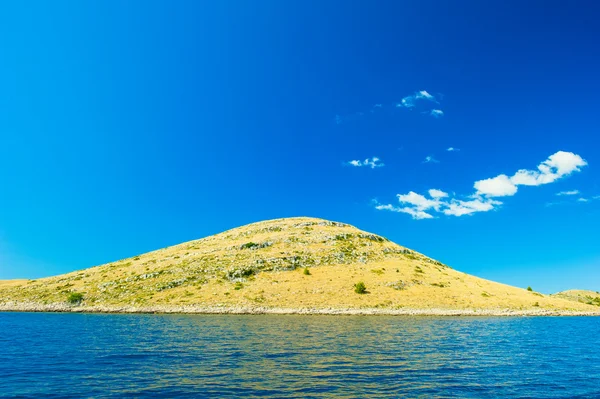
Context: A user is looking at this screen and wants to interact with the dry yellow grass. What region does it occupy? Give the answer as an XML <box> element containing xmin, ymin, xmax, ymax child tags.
<box><xmin>552</xmin><ymin>290</ymin><xmax>600</xmax><ymax>306</ymax></box>
<box><xmin>0</xmin><ymin>280</ymin><xmax>28</xmax><ymax>289</ymax></box>
<box><xmin>0</xmin><ymin>217</ymin><xmax>597</xmax><ymax>314</ymax></box>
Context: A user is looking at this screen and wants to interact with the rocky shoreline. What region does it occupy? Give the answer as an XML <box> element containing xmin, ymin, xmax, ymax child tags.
<box><xmin>1</xmin><ymin>302</ymin><xmax>599</xmax><ymax>316</ymax></box>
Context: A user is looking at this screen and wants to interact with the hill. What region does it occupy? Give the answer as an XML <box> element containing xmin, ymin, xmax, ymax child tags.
<box><xmin>552</xmin><ymin>290</ymin><xmax>600</xmax><ymax>307</ymax></box>
<box><xmin>0</xmin><ymin>217</ymin><xmax>598</xmax><ymax>315</ymax></box>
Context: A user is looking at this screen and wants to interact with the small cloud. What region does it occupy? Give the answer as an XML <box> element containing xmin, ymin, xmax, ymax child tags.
<box><xmin>556</xmin><ymin>190</ymin><xmax>580</xmax><ymax>196</ymax></box>
<box><xmin>474</xmin><ymin>174</ymin><xmax>518</xmax><ymax>197</ymax></box>
<box><xmin>447</xmin><ymin>147</ymin><xmax>460</xmax><ymax>152</ymax></box>
<box><xmin>429</xmin><ymin>109</ymin><xmax>444</xmax><ymax>118</ymax></box>
<box><xmin>347</xmin><ymin>157</ymin><xmax>384</xmax><ymax>169</ymax></box>
<box><xmin>442</xmin><ymin>198</ymin><xmax>501</xmax><ymax>217</ymax></box>
<box><xmin>376</xmin><ymin>150</ymin><xmax>588</xmax><ymax>220</ymax></box>
<box><xmin>473</xmin><ymin>151</ymin><xmax>587</xmax><ymax>198</ymax></box>
<box><xmin>423</xmin><ymin>156</ymin><xmax>439</xmax><ymax>164</ymax></box>
<box><xmin>428</xmin><ymin>189</ymin><xmax>448</xmax><ymax>199</ymax></box>
<box><xmin>397</xmin><ymin>99</ymin><xmax>411</xmax><ymax>108</ymax></box>
<box><xmin>398</xmin><ymin>90</ymin><xmax>438</xmax><ymax>108</ymax></box>
<box><xmin>510</xmin><ymin>151</ymin><xmax>587</xmax><ymax>187</ymax></box>
<box><xmin>417</xmin><ymin>90</ymin><xmax>435</xmax><ymax>100</ymax></box>
<box><xmin>338</xmin><ymin>89</ymin><xmax>443</xmax><ymax>124</ymax></box>
<box><xmin>375</xmin><ymin>192</ymin><xmax>499</xmax><ymax>220</ymax></box>
<box><xmin>398</xmin><ymin>191</ymin><xmax>442</xmax><ymax>211</ymax></box>
<box><xmin>374</xmin><ymin>203</ymin><xmax>434</xmax><ymax>220</ymax></box>
<box><xmin>546</xmin><ymin>194</ymin><xmax>598</xmax><ymax>207</ymax></box>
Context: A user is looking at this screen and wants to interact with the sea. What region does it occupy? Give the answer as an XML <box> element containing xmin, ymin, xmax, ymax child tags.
<box><xmin>1</xmin><ymin>313</ymin><xmax>599</xmax><ymax>398</ymax></box>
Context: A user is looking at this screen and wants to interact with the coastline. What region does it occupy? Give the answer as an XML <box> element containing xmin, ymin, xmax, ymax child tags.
<box><xmin>1</xmin><ymin>302</ymin><xmax>599</xmax><ymax>316</ymax></box>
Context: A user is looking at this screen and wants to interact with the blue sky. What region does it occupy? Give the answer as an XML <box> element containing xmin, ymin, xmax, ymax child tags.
<box><xmin>1</xmin><ymin>1</ymin><xmax>599</xmax><ymax>293</ymax></box>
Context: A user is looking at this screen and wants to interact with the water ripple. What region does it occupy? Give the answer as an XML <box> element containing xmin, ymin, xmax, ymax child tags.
<box><xmin>0</xmin><ymin>314</ymin><xmax>599</xmax><ymax>398</ymax></box>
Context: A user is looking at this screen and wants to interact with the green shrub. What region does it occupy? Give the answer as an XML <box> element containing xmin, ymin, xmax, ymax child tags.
<box><xmin>234</xmin><ymin>282</ymin><xmax>243</xmax><ymax>290</ymax></box>
<box><xmin>67</xmin><ymin>292</ymin><xmax>84</xmax><ymax>305</ymax></box>
<box><xmin>303</xmin><ymin>267</ymin><xmax>311</xmax><ymax>275</ymax></box>
<box><xmin>533</xmin><ymin>302</ymin><xmax>540</xmax><ymax>307</ymax></box>
<box><xmin>527</xmin><ymin>286</ymin><xmax>533</xmax><ymax>291</ymax></box>
<box><xmin>354</xmin><ymin>282</ymin><xmax>367</xmax><ymax>294</ymax></box>
<box><xmin>334</xmin><ymin>234</ymin><xmax>353</xmax><ymax>241</ymax></box>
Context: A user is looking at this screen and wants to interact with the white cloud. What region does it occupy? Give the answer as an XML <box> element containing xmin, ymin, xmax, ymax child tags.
<box><xmin>398</xmin><ymin>90</ymin><xmax>438</xmax><ymax>108</ymax></box>
<box><xmin>447</xmin><ymin>147</ymin><xmax>460</xmax><ymax>152</ymax></box>
<box><xmin>423</xmin><ymin>156</ymin><xmax>439</xmax><ymax>164</ymax></box>
<box><xmin>375</xmin><ymin>203</ymin><xmax>434</xmax><ymax>220</ymax></box>
<box><xmin>474</xmin><ymin>174</ymin><xmax>518</xmax><ymax>197</ymax></box>
<box><xmin>347</xmin><ymin>157</ymin><xmax>384</xmax><ymax>169</ymax></box>
<box><xmin>556</xmin><ymin>190</ymin><xmax>580</xmax><ymax>196</ymax></box>
<box><xmin>339</xmin><ymin>89</ymin><xmax>443</xmax><ymax>123</ymax></box>
<box><xmin>397</xmin><ymin>191</ymin><xmax>442</xmax><ymax>211</ymax></box>
<box><xmin>375</xmin><ymin>150</ymin><xmax>588</xmax><ymax>220</ymax></box>
<box><xmin>442</xmin><ymin>198</ymin><xmax>501</xmax><ymax>216</ymax></box>
<box><xmin>428</xmin><ymin>189</ymin><xmax>448</xmax><ymax>199</ymax></box>
<box><xmin>417</xmin><ymin>90</ymin><xmax>434</xmax><ymax>100</ymax></box>
<box><xmin>376</xmin><ymin>191</ymin><xmax>500</xmax><ymax>220</ymax></box>
<box><xmin>510</xmin><ymin>151</ymin><xmax>587</xmax><ymax>186</ymax></box>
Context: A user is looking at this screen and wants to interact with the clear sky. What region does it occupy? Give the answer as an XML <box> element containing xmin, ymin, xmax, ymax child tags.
<box><xmin>1</xmin><ymin>1</ymin><xmax>599</xmax><ymax>293</ymax></box>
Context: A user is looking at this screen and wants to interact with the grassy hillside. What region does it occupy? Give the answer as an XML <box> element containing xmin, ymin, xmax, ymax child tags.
<box><xmin>552</xmin><ymin>290</ymin><xmax>600</xmax><ymax>307</ymax></box>
<box><xmin>0</xmin><ymin>217</ymin><xmax>597</xmax><ymax>314</ymax></box>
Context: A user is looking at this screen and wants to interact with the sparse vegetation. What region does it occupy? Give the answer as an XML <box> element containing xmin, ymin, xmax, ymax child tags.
<box><xmin>527</xmin><ymin>286</ymin><xmax>533</xmax><ymax>291</ymax></box>
<box><xmin>354</xmin><ymin>281</ymin><xmax>367</xmax><ymax>294</ymax></box>
<box><xmin>386</xmin><ymin>281</ymin><xmax>406</xmax><ymax>290</ymax></box>
<box><xmin>303</xmin><ymin>267</ymin><xmax>311</xmax><ymax>275</ymax></box>
<box><xmin>334</xmin><ymin>233</ymin><xmax>353</xmax><ymax>241</ymax></box>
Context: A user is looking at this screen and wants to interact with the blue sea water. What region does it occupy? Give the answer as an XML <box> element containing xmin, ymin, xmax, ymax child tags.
<box><xmin>1</xmin><ymin>313</ymin><xmax>599</xmax><ymax>398</ymax></box>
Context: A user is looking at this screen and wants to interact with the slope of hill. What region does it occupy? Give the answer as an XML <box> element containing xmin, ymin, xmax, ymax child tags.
<box><xmin>0</xmin><ymin>217</ymin><xmax>597</xmax><ymax>315</ymax></box>
<box><xmin>552</xmin><ymin>290</ymin><xmax>600</xmax><ymax>307</ymax></box>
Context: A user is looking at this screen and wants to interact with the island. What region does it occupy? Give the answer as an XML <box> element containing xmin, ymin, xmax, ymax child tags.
<box><xmin>1</xmin><ymin>217</ymin><xmax>598</xmax><ymax>316</ymax></box>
